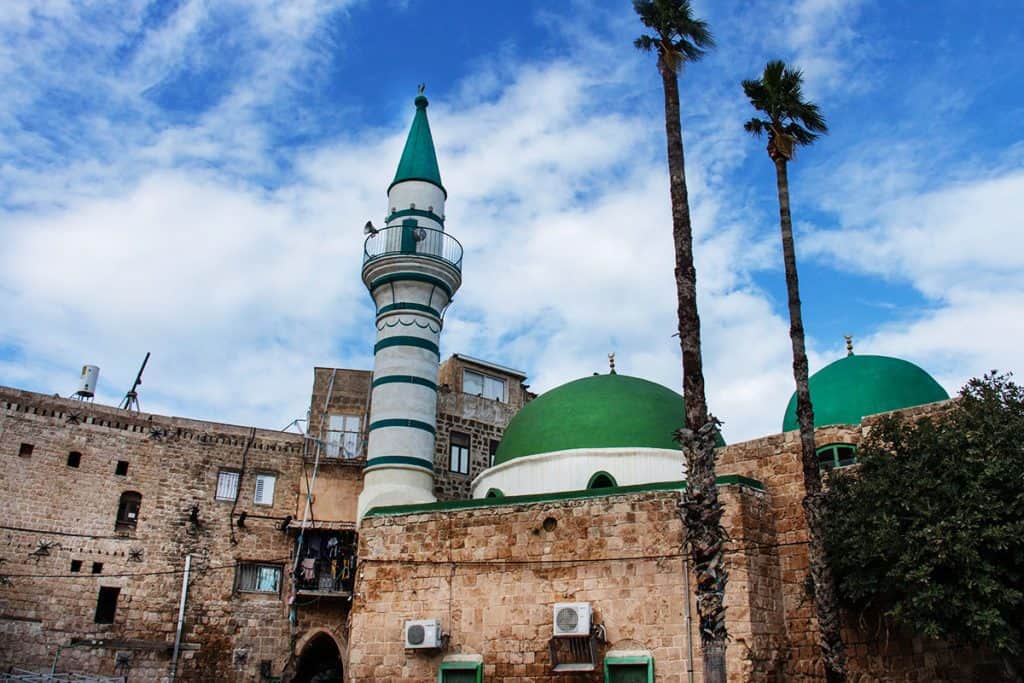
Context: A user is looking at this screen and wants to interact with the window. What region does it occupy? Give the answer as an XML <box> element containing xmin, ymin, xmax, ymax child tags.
<box><xmin>588</xmin><ymin>472</ymin><xmax>617</xmax><ymax>489</ymax></box>
<box><xmin>326</xmin><ymin>414</ymin><xmax>361</xmax><ymax>459</ymax></box>
<box><xmin>817</xmin><ymin>444</ymin><xmax>857</xmax><ymax>470</ymax></box>
<box><xmin>67</xmin><ymin>451</ymin><xmax>82</xmax><ymax>468</ymax></box>
<box><xmin>114</xmin><ymin>460</ymin><xmax>129</xmax><ymax>476</ymax></box>
<box><xmin>235</xmin><ymin>563</ymin><xmax>282</xmax><ymax>594</ymax></box>
<box><xmin>94</xmin><ymin>586</ymin><xmax>120</xmax><ymax>624</ymax></box>
<box><xmin>92</xmin><ymin>562</ymin><xmax>104</xmax><ymax>574</ymax></box>
<box><xmin>463</xmin><ymin>370</ymin><xmax>506</xmax><ymax>402</ymax></box>
<box><xmin>216</xmin><ymin>470</ymin><xmax>240</xmax><ymax>501</ymax></box>
<box><xmin>254</xmin><ymin>474</ymin><xmax>276</xmax><ymax>506</ymax></box>
<box><xmin>115</xmin><ymin>491</ymin><xmax>141</xmax><ymax>529</ymax></box>
<box><xmin>449</xmin><ymin>432</ymin><xmax>470</xmax><ymax>475</ymax></box>
<box><xmin>488</xmin><ymin>439</ymin><xmax>500</xmax><ymax>467</ymax></box>
<box><xmin>18</xmin><ymin>443</ymin><xmax>33</xmax><ymax>457</ymax></box>
<box><xmin>439</xmin><ymin>660</ymin><xmax>483</xmax><ymax>682</ymax></box>
<box><xmin>484</xmin><ymin>488</ymin><xmax>504</xmax><ymax>498</ymax></box>
<box><xmin>70</xmin><ymin>560</ymin><xmax>82</xmax><ymax>573</ymax></box>
<box><xmin>604</xmin><ymin>653</ymin><xmax>654</xmax><ymax>682</ymax></box>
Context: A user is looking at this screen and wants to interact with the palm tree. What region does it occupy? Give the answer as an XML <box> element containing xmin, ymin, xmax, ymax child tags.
<box><xmin>743</xmin><ymin>61</ymin><xmax>846</xmax><ymax>682</ymax></box>
<box><xmin>634</xmin><ymin>2</ymin><xmax>727</xmax><ymax>681</ymax></box>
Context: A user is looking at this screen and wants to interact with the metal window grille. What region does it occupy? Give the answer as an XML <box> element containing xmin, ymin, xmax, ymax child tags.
<box><xmin>235</xmin><ymin>563</ymin><xmax>281</xmax><ymax>594</ymax></box>
<box><xmin>216</xmin><ymin>470</ymin><xmax>240</xmax><ymax>501</ymax></box>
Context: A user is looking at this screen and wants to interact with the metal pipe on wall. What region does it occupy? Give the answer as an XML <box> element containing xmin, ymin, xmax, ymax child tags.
<box><xmin>169</xmin><ymin>553</ymin><xmax>192</xmax><ymax>683</ymax></box>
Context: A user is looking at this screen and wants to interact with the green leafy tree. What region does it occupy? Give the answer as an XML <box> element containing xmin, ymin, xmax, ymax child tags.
<box><xmin>633</xmin><ymin>2</ymin><xmax>726</xmax><ymax>680</ymax></box>
<box><xmin>742</xmin><ymin>60</ymin><xmax>845</xmax><ymax>682</ymax></box>
<box><xmin>824</xmin><ymin>373</ymin><xmax>1024</xmax><ymax>679</ymax></box>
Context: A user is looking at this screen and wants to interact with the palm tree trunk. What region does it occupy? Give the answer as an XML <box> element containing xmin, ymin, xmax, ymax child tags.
<box><xmin>660</xmin><ymin>59</ymin><xmax>728</xmax><ymax>683</ymax></box>
<box><xmin>773</xmin><ymin>154</ymin><xmax>847</xmax><ymax>683</ymax></box>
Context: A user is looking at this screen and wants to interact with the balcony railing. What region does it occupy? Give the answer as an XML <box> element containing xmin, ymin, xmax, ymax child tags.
<box><xmin>363</xmin><ymin>225</ymin><xmax>463</xmax><ymax>272</ymax></box>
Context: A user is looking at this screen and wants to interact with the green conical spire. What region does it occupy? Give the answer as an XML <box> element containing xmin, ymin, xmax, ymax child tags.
<box><xmin>389</xmin><ymin>93</ymin><xmax>445</xmax><ymax>197</ymax></box>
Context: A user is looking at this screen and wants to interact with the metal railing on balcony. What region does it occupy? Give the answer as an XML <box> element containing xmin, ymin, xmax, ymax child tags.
<box><xmin>363</xmin><ymin>225</ymin><xmax>463</xmax><ymax>272</ymax></box>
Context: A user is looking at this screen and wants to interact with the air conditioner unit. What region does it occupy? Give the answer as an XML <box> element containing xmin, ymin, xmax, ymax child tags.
<box><xmin>553</xmin><ymin>602</ymin><xmax>591</xmax><ymax>637</ymax></box>
<box><xmin>404</xmin><ymin>619</ymin><xmax>442</xmax><ymax>649</ymax></box>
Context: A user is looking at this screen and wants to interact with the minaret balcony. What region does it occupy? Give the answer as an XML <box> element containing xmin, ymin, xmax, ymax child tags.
<box><xmin>363</xmin><ymin>225</ymin><xmax>463</xmax><ymax>272</ymax></box>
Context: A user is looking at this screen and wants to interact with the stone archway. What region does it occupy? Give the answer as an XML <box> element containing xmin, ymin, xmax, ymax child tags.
<box><xmin>293</xmin><ymin>630</ymin><xmax>343</xmax><ymax>683</ymax></box>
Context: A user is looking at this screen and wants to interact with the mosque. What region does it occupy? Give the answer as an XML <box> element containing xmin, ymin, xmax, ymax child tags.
<box><xmin>0</xmin><ymin>94</ymin><xmax>996</xmax><ymax>683</ymax></box>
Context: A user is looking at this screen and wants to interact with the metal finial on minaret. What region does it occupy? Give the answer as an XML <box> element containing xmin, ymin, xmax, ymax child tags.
<box><xmin>608</xmin><ymin>353</ymin><xmax>616</xmax><ymax>375</ymax></box>
<box><xmin>417</xmin><ymin>83</ymin><xmax>426</xmax><ymax>94</ymax></box>
<box><xmin>845</xmin><ymin>335</ymin><xmax>854</xmax><ymax>356</ymax></box>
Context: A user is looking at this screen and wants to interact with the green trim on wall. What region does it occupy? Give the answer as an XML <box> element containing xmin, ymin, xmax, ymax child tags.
<box><xmin>372</xmin><ymin>375</ymin><xmax>439</xmax><ymax>391</ymax></box>
<box><xmin>377</xmin><ymin>302</ymin><xmax>443</xmax><ymax>319</ymax></box>
<box><xmin>365</xmin><ymin>475</ymin><xmax>764</xmax><ymax>516</ymax></box>
<box><xmin>587</xmin><ymin>471</ymin><xmax>618</xmax><ymax>489</ymax></box>
<box><xmin>368</xmin><ymin>418</ymin><xmax>436</xmax><ymax>435</ymax></box>
<box><xmin>438</xmin><ymin>660</ymin><xmax>483</xmax><ymax>683</ymax></box>
<box><xmin>369</xmin><ymin>272</ymin><xmax>454</xmax><ymax>299</ymax></box>
<box><xmin>373</xmin><ymin>336</ymin><xmax>440</xmax><ymax>357</ymax></box>
<box><xmin>387</xmin><ymin>208</ymin><xmax>445</xmax><ymax>225</ymax></box>
<box><xmin>603</xmin><ymin>654</ymin><xmax>654</xmax><ymax>683</ymax></box>
<box><xmin>364</xmin><ymin>455</ymin><xmax>434</xmax><ymax>471</ymax></box>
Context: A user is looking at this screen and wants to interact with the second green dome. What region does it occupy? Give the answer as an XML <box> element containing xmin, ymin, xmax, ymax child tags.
<box><xmin>782</xmin><ymin>354</ymin><xmax>948</xmax><ymax>432</ymax></box>
<box><xmin>494</xmin><ymin>373</ymin><xmax>723</xmax><ymax>466</ymax></box>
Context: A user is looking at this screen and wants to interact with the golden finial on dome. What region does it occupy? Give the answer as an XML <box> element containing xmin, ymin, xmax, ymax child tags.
<box><xmin>845</xmin><ymin>335</ymin><xmax>854</xmax><ymax>356</ymax></box>
<box><xmin>608</xmin><ymin>352</ymin><xmax>617</xmax><ymax>375</ymax></box>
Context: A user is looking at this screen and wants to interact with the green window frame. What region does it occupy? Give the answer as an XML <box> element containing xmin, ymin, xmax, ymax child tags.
<box><xmin>587</xmin><ymin>471</ymin><xmax>617</xmax><ymax>489</ymax></box>
<box><xmin>816</xmin><ymin>443</ymin><xmax>857</xmax><ymax>470</ymax></box>
<box><xmin>438</xmin><ymin>660</ymin><xmax>483</xmax><ymax>683</ymax></box>
<box><xmin>604</xmin><ymin>654</ymin><xmax>653</xmax><ymax>682</ymax></box>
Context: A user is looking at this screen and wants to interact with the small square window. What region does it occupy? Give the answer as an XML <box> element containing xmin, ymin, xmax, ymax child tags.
<box><xmin>216</xmin><ymin>470</ymin><xmax>240</xmax><ymax>501</ymax></box>
<box><xmin>234</xmin><ymin>563</ymin><xmax>282</xmax><ymax>594</ymax></box>
<box><xmin>70</xmin><ymin>560</ymin><xmax>83</xmax><ymax>573</ymax></box>
<box><xmin>488</xmin><ymin>439</ymin><xmax>500</xmax><ymax>467</ymax></box>
<box><xmin>463</xmin><ymin>370</ymin><xmax>506</xmax><ymax>402</ymax></box>
<box><xmin>94</xmin><ymin>586</ymin><xmax>120</xmax><ymax>624</ymax></box>
<box><xmin>115</xmin><ymin>461</ymin><xmax>129</xmax><ymax>476</ymax></box>
<box><xmin>254</xmin><ymin>474</ymin><xmax>276</xmax><ymax>506</ymax></box>
<box><xmin>18</xmin><ymin>443</ymin><xmax>34</xmax><ymax>457</ymax></box>
<box><xmin>67</xmin><ymin>451</ymin><xmax>82</xmax><ymax>468</ymax></box>
<box><xmin>92</xmin><ymin>562</ymin><xmax>104</xmax><ymax>574</ymax></box>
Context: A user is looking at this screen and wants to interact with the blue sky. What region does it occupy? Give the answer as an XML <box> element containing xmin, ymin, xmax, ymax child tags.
<box><xmin>1</xmin><ymin>0</ymin><xmax>1022</xmax><ymax>441</ymax></box>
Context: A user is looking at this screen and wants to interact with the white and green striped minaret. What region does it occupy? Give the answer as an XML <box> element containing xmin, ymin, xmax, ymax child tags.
<box><xmin>357</xmin><ymin>91</ymin><xmax>463</xmax><ymax>519</ymax></box>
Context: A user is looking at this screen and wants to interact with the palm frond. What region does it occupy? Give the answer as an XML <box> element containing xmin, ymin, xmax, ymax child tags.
<box><xmin>634</xmin><ymin>0</ymin><xmax>714</xmax><ymax>71</ymax></box>
<box><xmin>741</xmin><ymin>58</ymin><xmax>828</xmax><ymax>149</ymax></box>
<box><xmin>744</xmin><ymin>118</ymin><xmax>769</xmax><ymax>137</ymax></box>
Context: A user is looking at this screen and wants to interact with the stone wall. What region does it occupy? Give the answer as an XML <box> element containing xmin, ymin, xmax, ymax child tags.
<box><xmin>349</xmin><ymin>483</ymin><xmax>777</xmax><ymax>682</ymax></box>
<box><xmin>0</xmin><ymin>386</ymin><xmax>303</xmax><ymax>681</ymax></box>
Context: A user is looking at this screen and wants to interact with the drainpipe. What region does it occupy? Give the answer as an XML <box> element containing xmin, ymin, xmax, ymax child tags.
<box><xmin>169</xmin><ymin>553</ymin><xmax>192</xmax><ymax>683</ymax></box>
<box><xmin>683</xmin><ymin>556</ymin><xmax>696</xmax><ymax>683</ymax></box>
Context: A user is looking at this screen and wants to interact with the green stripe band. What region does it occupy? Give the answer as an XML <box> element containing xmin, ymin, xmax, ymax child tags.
<box><xmin>377</xmin><ymin>302</ymin><xmax>442</xmax><ymax>319</ymax></box>
<box><xmin>373</xmin><ymin>336</ymin><xmax>439</xmax><ymax>356</ymax></box>
<box><xmin>386</xmin><ymin>208</ymin><xmax>445</xmax><ymax>225</ymax></box>
<box><xmin>364</xmin><ymin>455</ymin><xmax>434</xmax><ymax>471</ymax></box>
<box><xmin>369</xmin><ymin>273</ymin><xmax>453</xmax><ymax>299</ymax></box>
<box><xmin>372</xmin><ymin>375</ymin><xmax>438</xmax><ymax>391</ymax></box>
<box><xmin>369</xmin><ymin>418</ymin><xmax>436</xmax><ymax>435</ymax></box>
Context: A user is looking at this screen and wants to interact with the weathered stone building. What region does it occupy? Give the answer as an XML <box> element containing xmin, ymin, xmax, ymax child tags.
<box><xmin>0</xmin><ymin>93</ymin><xmax>1008</xmax><ymax>682</ymax></box>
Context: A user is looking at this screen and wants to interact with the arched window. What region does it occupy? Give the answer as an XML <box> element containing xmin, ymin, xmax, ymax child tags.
<box><xmin>816</xmin><ymin>444</ymin><xmax>857</xmax><ymax>470</ymax></box>
<box><xmin>116</xmin><ymin>491</ymin><xmax>142</xmax><ymax>530</ymax></box>
<box><xmin>484</xmin><ymin>488</ymin><xmax>504</xmax><ymax>499</ymax></box>
<box><xmin>587</xmin><ymin>471</ymin><xmax>617</xmax><ymax>489</ymax></box>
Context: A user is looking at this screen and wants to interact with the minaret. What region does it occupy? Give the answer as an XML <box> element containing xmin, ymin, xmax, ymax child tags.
<box><xmin>357</xmin><ymin>91</ymin><xmax>462</xmax><ymax>519</ymax></box>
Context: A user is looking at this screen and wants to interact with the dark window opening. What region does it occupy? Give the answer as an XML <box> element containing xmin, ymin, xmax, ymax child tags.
<box><xmin>587</xmin><ymin>472</ymin><xmax>617</xmax><ymax>489</ymax></box>
<box><xmin>449</xmin><ymin>432</ymin><xmax>470</xmax><ymax>475</ymax></box>
<box><xmin>94</xmin><ymin>586</ymin><xmax>120</xmax><ymax>624</ymax></box>
<box><xmin>18</xmin><ymin>443</ymin><xmax>33</xmax><ymax>457</ymax></box>
<box><xmin>67</xmin><ymin>451</ymin><xmax>82</xmax><ymax>468</ymax></box>
<box><xmin>116</xmin><ymin>491</ymin><xmax>142</xmax><ymax>530</ymax></box>
<box><xmin>485</xmin><ymin>488</ymin><xmax>504</xmax><ymax>498</ymax></box>
<box><xmin>488</xmin><ymin>439</ymin><xmax>500</xmax><ymax>467</ymax></box>
<box><xmin>70</xmin><ymin>560</ymin><xmax>83</xmax><ymax>573</ymax></box>
<box><xmin>817</xmin><ymin>444</ymin><xmax>857</xmax><ymax>470</ymax></box>
<box><xmin>115</xmin><ymin>461</ymin><xmax>129</xmax><ymax>476</ymax></box>
<box><xmin>92</xmin><ymin>562</ymin><xmax>103</xmax><ymax>574</ymax></box>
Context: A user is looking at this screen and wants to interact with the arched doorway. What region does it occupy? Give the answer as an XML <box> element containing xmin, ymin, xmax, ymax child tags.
<box><xmin>293</xmin><ymin>632</ymin><xmax>343</xmax><ymax>683</ymax></box>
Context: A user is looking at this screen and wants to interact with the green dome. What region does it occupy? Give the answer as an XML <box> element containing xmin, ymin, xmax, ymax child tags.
<box><xmin>494</xmin><ymin>374</ymin><xmax>724</xmax><ymax>466</ymax></box>
<box><xmin>782</xmin><ymin>354</ymin><xmax>949</xmax><ymax>432</ymax></box>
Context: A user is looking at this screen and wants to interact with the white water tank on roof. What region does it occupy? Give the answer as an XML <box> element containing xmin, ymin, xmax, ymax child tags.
<box><xmin>77</xmin><ymin>365</ymin><xmax>99</xmax><ymax>398</ymax></box>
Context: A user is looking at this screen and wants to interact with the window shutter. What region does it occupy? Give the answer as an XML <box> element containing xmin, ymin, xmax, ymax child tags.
<box><xmin>254</xmin><ymin>474</ymin><xmax>276</xmax><ymax>505</ymax></box>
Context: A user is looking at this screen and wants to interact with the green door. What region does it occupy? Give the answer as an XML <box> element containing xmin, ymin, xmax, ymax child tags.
<box><xmin>607</xmin><ymin>664</ymin><xmax>650</xmax><ymax>683</ymax></box>
<box><xmin>400</xmin><ymin>219</ymin><xmax>418</xmax><ymax>254</ymax></box>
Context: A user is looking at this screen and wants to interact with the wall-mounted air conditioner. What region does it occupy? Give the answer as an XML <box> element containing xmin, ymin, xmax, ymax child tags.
<box><xmin>552</xmin><ymin>602</ymin><xmax>591</xmax><ymax>637</ymax></box>
<box><xmin>404</xmin><ymin>619</ymin><xmax>442</xmax><ymax>649</ymax></box>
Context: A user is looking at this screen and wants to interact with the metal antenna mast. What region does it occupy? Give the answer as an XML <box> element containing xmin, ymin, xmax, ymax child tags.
<box><xmin>120</xmin><ymin>352</ymin><xmax>151</xmax><ymax>412</ymax></box>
